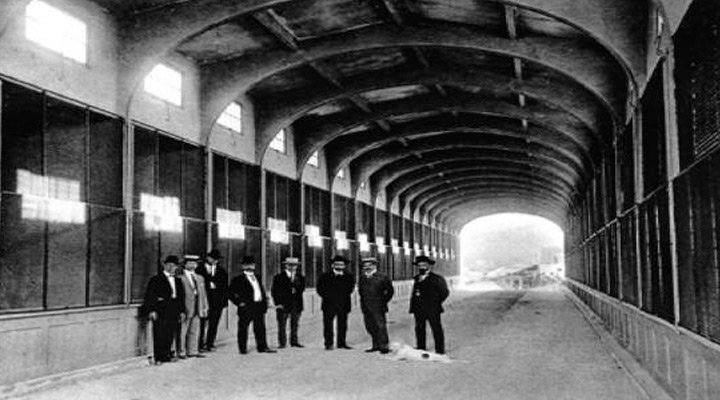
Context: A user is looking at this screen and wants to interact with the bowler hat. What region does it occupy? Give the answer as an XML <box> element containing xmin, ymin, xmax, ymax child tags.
<box><xmin>240</xmin><ymin>255</ymin><xmax>256</xmax><ymax>265</ymax></box>
<box><xmin>413</xmin><ymin>255</ymin><xmax>435</xmax><ymax>265</ymax></box>
<box><xmin>330</xmin><ymin>255</ymin><xmax>348</xmax><ymax>264</ymax></box>
<box><xmin>282</xmin><ymin>257</ymin><xmax>300</xmax><ymax>265</ymax></box>
<box><xmin>164</xmin><ymin>255</ymin><xmax>180</xmax><ymax>265</ymax></box>
<box><xmin>207</xmin><ymin>249</ymin><xmax>222</xmax><ymax>260</ymax></box>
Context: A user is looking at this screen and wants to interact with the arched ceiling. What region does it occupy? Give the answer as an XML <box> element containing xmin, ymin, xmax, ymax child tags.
<box><xmin>77</xmin><ymin>0</ymin><xmax>662</xmax><ymax>232</ymax></box>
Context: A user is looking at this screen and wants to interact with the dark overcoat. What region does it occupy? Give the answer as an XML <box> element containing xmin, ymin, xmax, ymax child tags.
<box><xmin>409</xmin><ymin>272</ymin><xmax>449</xmax><ymax>315</ymax></box>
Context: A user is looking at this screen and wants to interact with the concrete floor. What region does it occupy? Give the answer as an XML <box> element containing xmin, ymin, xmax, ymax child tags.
<box><xmin>17</xmin><ymin>286</ymin><xmax>660</xmax><ymax>400</ymax></box>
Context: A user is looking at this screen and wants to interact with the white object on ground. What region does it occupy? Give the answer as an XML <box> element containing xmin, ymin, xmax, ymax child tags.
<box><xmin>386</xmin><ymin>342</ymin><xmax>454</xmax><ymax>363</ymax></box>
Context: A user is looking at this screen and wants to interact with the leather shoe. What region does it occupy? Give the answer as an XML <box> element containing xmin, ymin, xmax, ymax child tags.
<box><xmin>365</xmin><ymin>348</ymin><xmax>380</xmax><ymax>353</ymax></box>
<box><xmin>177</xmin><ymin>355</ymin><xmax>187</xmax><ymax>359</ymax></box>
<box><xmin>278</xmin><ymin>344</ymin><xmax>286</xmax><ymax>349</ymax></box>
<box><xmin>188</xmin><ymin>354</ymin><xmax>206</xmax><ymax>358</ymax></box>
<box><xmin>379</xmin><ymin>349</ymin><xmax>390</xmax><ymax>354</ymax></box>
<box><xmin>258</xmin><ymin>348</ymin><xmax>277</xmax><ymax>353</ymax></box>
<box><xmin>325</xmin><ymin>345</ymin><xmax>333</xmax><ymax>350</ymax></box>
<box><xmin>337</xmin><ymin>344</ymin><xmax>353</xmax><ymax>350</ymax></box>
<box><xmin>239</xmin><ymin>350</ymin><xmax>247</xmax><ymax>354</ymax></box>
<box><xmin>290</xmin><ymin>343</ymin><xmax>304</xmax><ymax>348</ymax></box>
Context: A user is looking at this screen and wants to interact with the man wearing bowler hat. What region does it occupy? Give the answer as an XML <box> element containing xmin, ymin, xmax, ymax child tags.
<box><xmin>198</xmin><ymin>249</ymin><xmax>228</xmax><ymax>352</ymax></box>
<box><xmin>229</xmin><ymin>256</ymin><xmax>276</xmax><ymax>354</ymax></box>
<box><xmin>409</xmin><ymin>255</ymin><xmax>450</xmax><ymax>354</ymax></box>
<box><xmin>271</xmin><ymin>257</ymin><xmax>306</xmax><ymax>348</ymax></box>
<box><xmin>317</xmin><ymin>255</ymin><xmax>355</xmax><ymax>350</ymax></box>
<box><xmin>143</xmin><ymin>255</ymin><xmax>186</xmax><ymax>364</ymax></box>
<box><xmin>359</xmin><ymin>257</ymin><xmax>394</xmax><ymax>354</ymax></box>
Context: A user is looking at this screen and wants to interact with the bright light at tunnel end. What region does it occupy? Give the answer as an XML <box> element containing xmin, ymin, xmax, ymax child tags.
<box><xmin>458</xmin><ymin>213</ymin><xmax>565</xmax><ymax>291</ymax></box>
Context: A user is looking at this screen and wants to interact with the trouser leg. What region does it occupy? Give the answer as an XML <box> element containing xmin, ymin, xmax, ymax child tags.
<box><xmin>323</xmin><ymin>311</ymin><xmax>335</xmax><ymax>347</ymax></box>
<box><xmin>186</xmin><ymin>315</ymin><xmax>200</xmax><ymax>355</ymax></box>
<box><xmin>207</xmin><ymin>307</ymin><xmax>222</xmax><ymax>347</ymax></box>
<box><xmin>178</xmin><ymin>317</ymin><xmax>189</xmax><ymax>356</ymax></box>
<box><xmin>414</xmin><ymin>313</ymin><xmax>427</xmax><ymax>350</ymax></box>
<box><xmin>363</xmin><ymin>311</ymin><xmax>378</xmax><ymax>348</ymax></box>
<box><xmin>427</xmin><ymin>313</ymin><xmax>445</xmax><ymax>354</ymax></box>
<box><xmin>336</xmin><ymin>312</ymin><xmax>349</xmax><ymax>346</ymax></box>
<box><xmin>376</xmin><ymin>312</ymin><xmax>389</xmax><ymax>350</ymax></box>
<box><xmin>237</xmin><ymin>312</ymin><xmax>250</xmax><ymax>353</ymax></box>
<box><xmin>198</xmin><ymin>317</ymin><xmax>207</xmax><ymax>349</ymax></box>
<box><xmin>253</xmin><ymin>311</ymin><xmax>268</xmax><ymax>350</ymax></box>
<box><xmin>152</xmin><ymin>318</ymin><xmax>167</xmax><ymax>361</ymax></box>
<box><xmin>276</xmin><ymin>310</ymin><xmax>288</xmax><ymax>346</ymax></box>
<box><xmin>290</xmin><ymin>311</ymin><xmax>301</xmax><ymax>345</ymax></box>
<box><xmin>167</xmin><ymin>316</ymin><xmax>180</xmax><ymax>359</ymax></box>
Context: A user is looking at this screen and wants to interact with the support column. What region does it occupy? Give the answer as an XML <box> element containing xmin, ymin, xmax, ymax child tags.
<box><xmin>662</xmin><ymin>46</ymin><xmax>682</xmax><ymax>328</ymax></box>
<box><xmin>205</xmin><ymin>149</ymin><xmax>214</xmax><ymax>251</ymax></box>
<box><xmin>123</xmin><ymin>121</ymin><xmax>134</xmax><ymax>304</ymax></box>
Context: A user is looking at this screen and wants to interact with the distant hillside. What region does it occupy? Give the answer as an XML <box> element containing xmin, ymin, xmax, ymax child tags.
<box><xmin>462</xmin><ymin>223</ymin><xmax>562</xmax><ymax>274</ymax></box>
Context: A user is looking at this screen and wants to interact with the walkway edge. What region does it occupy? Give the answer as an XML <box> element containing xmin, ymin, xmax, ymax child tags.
<box><xmin>562</xmin><ymin>286</ymin><xmax>673</xmax><ymax>400</ymax></box>
<box><xmin>0</xmin><ymin>355</ymin><xmax>150</xmax><ymax>400</ymax></box>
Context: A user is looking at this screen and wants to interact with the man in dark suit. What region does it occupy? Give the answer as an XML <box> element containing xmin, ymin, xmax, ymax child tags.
<box><xmin>271</xmin><ymin>257</ymin><xmax>306</xmax><ymax>348</ymax></box>
<box><xmin>228</xmin><ymin>256</ymin><xmax>276</xmax><ymax>354</ymax></box>
<box><xmin>409</xmin><ymin>255</ymin><xmax>450</xmax><ymax>354</ymax></box>
<box><xmin>317</xmin><ymin>255</ymin><xmax>355</xmax><ymax>350</ymax></box>
<box><xmin>143</xmin><ymin>255</ymin><xmax>186</xmax><ymax>364</ymax></box>
<box><xmin>358</xmin><ymin>257</ymin><xmax>394</xmax><ymax>354</ymax></box>
<box><xmin>198</xmin><ymin>249</ymin><xmax>228</xmax><ymax>352</ymax></box>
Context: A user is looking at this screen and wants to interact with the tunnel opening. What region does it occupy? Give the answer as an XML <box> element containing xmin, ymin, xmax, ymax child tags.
<box><xmin>459</xmin><ymin>213</ymin><xmax>565</xmax><ymax>291</ymax></box>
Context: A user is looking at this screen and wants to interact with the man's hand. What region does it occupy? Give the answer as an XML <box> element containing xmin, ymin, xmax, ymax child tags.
<box><xmin>149</xmin><ymin>311</ymin><xmax>157</xmax><ymax>321</ymax></box>
<box><xmin>276</xmin><ymin>305</ymin><xmax>284</xmax><ymax>311</ymax></box>
<box><xmin>180</xmin><ymin>313</ymin><xmax>186</xmax><ymax>322</ymax></box>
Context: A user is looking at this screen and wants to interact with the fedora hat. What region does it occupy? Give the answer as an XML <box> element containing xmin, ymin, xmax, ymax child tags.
<box><xmin>240</xmin><ymin>255</ymin><xmax>256</xmax><ymax>265</ymax></box>
<box><xmin>206</xmin><ymin>249</ymin><xmax>223</xmax><ymax>260</ymax></box>
<box><xmin>413</xmin><ymin>255</ymin><xmax>436</xmax><ymax>265</ymax></box>
<box><xmin>282</xmin><ymin>257</ymin><xmax>300</xmax><ymax>265</ymax></box>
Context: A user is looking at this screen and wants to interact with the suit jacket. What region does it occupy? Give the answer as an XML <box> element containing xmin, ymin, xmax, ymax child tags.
<box><xmin>359</xmin><ymin>272</ymin><xmax>394</xmax><ymax>314</ymax></box>
<box><xmin>316</xmin><ymin>271</ymin><xmax>355</xmax><ymax>313</ymax></box>
<box><xmin>198</xmin><ymin>262</ymin><xmax>229</xmax><ymax>309</ymax></box>
<box><xmin>409</xmin><ymin>272</ymin><xmax>449</xmax><ymax>315</ymax></box>
<box><xmin>143</xmin><ymin>273</ymin><xmax>186</xmax><ymax>318</ymax></box>
<box><xmin>229</xmin><ymin>273</ymin><xmax>268</xmax><ymax>314</ymax></box>
<box><xmin>179</xmin><ymin>271</ymin><xmax>209</xmax><ymax>318</ymax></box>
<box><xmin>271</xmin><ymin>272</ymin><xmax>305</xmax><ymax>312</ymax></box>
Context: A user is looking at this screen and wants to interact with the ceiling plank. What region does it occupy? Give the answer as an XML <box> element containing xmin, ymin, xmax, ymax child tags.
<box><xmin>252</xmin><ymin>9</ymin><xmax>299</xmax><ymax>51</ymax></box>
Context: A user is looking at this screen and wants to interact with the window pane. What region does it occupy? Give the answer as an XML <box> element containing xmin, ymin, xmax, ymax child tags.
<box><xmin>89</xmin><ymin>112</ymin><xmax>123</xmax><ymax>208</ymax></box>
<box><xmin>0</xmin><ymin>193</ymin><xmax>46</xmax><ymax>311</ymax></box>
<box><xmin>1</xmin><ymin>82</ymin><xmax>44</xmax><ymax>193</ymax></box>
<box><xmin>25</xmin><ymin>0</ymin><xmax>87</xmax><ymax>63</ymax></box>
<box><xmin>46</xmin><ymin>207</ymin><xmax>88</xmax><ymax>309</ymax></box>
<box><xmin>308</xmin><ymin>151</ymin><xmax>319</xmax><ymax>167</ymax></box>
<box><xmin>131</xmin><ymin>211</ymin><xmax>159</xmax><ymax>302</ymax></box>
<box><xmin>133</xmin><ymin>126</ymin><xmax>157</xmax><ymax>209</ymax></box>
<box><xmin>184</xmin><ymin>219</ymin><xmax>206</xmax><ymax>256</ymax></box>
<box><xmin>217</xmin><ymin>102</ymin><xmax>242</xmax><ymax>133</ymax></box>
<box><xmin>270</xmin><ymin>129</ymin><xmax>286</xmax><ymax>153</ymax></box>
<box><xmin>143</xmin><ymin>64</ymin><xmax>182</xmax><ymax>106</ymax></box>
<box><xmin>182</xmin><ymin>143</ymin><xmax>204</xmax><ymax>219</ymax></box>
<box><xmin>158</xmin><ymin>135</ymin><xmax>183</xmax><ymax>203</ymax></box>
<box><xmin>88</xmin><ymin>206</ymin><xmax>125</xmax><ymax>306</ymax></box>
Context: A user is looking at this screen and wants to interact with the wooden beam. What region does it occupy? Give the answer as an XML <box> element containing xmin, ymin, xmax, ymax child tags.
<box><xmin>434</xmin><ymin>84</ymin><xmax>447</xmax><ymax>97</ymax></box>
<box><xmin>504</xmin><ymin>5</ymin><xmax>518</xmax><ymax>40</ymax></box>
<box><xmin>252</xmin><ymin>9</ymin><xmax>299</xmax><ymax>51</ymax></box>
<box><xmin>378</xmin><ymin>0</ymin><xmax>405</xmax><ymax>26</ymax></box>
<box><xmin>308</xmin><ymin>60</ymin><xmax>343</xmax><ymax>87</ymax></box>
<box><xmin>376</xmin><ymin>119</ymin><xmax>392</xmax><ymax>132</ymax></box>
<box><xmin>513</xmin><ymin>58</ymin><xmax>523</xmax><ymax>80</ymax></box>
<box><xmin>412</xmin><ymin>47</ymin><xmax>429</xmax><ymax>68</ymax></box>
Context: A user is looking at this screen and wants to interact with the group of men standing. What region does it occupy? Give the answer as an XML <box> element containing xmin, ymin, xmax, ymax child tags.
<box><xmin>142</xmin><ymin>250</ymin><xmax>228</xmax><ymax>364</ymax></box>
<box><xmin>143</xmin><ymin>250</ymin><xmax>449</xmax><ymax>364</ymax></box>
